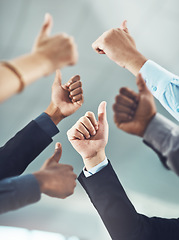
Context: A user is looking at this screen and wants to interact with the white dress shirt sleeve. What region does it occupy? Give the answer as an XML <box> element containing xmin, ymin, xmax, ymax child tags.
<box><xmin>83</xmin><ymin>157</ymin><xmax>108</xmax><ymax>177</ymax></box>
<box><xmin>140</xmin><ymin>60</ymin><xmax>179</xmax><ymax>121</ymax></box>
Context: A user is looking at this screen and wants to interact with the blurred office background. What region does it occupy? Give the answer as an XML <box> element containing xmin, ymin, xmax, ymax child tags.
<box><xmin>0</xmin><ymin>0</ymin><xmax>179</xmax><ymax>239</ymax></box>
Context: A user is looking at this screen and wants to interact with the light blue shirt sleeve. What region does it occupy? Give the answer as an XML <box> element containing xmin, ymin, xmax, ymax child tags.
<box><xmin>140</xmin><ymin>60</ymin><xmax>179</xmax><ymax>121</ymax></box>
<box><xmin>83</xmin><ymin>157</ymin><xmax>108</xmax><ymax>177</ymax></box>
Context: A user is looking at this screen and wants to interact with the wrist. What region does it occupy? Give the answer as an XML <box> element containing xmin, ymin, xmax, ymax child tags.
<box><xmin>11</xmin><ymin>52</ymin><xmax>52</xmax><ymax>85</ymax></box>
<box><xmin>33</xmin><ymin>171</ymin><xmax>45</xmax><ymax>194</ymax></box>
<box><xmin>83</xmin><ymin>149</ymin><xmax>106</xmax><ymax>171</ymax></box>
<box><xmin>141</xmin><ymin>112</ymin><xmax>157</xmax><ymax>137</ymax></box>
<box><xmin>32</xmin><ymin>51</ymin><xmax>53</xmax><ymax>76</ymax></box>
<box><xmin>126</xmin><ymin>50</ymin><xmax>147</xmax><ymax>76</ymax></box>
<box><xmin>45</xmin><ymin>102</ymin><xmax>64</xmax><ymax>125</ymax></box>
<box><xmin>30</xmin><ymin>51</ymin><xmax>55</xmax><ymax>77</ymax></box>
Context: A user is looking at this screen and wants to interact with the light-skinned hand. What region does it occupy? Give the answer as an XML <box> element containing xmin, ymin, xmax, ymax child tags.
<box><xmin>113</xmin><ymin>74</ymin><xmax>157</xmax><ymax>137</ymax></box>
<box><xmin>32</xmin><ymin>13</ymin><xmax>78</xmax><ymax>75</ymax></box>
<box><xmin>92</xmin><ymin>20</ymin><xmax>147</xmax><ymax>76</ymax></box>
<box><xmin>33</xmin><ymin>143</ymin><xmax>77</xmax><ymax>199</ymax></box>
<box><xmin>67</xmin><ymin>101</ymin><xmax>108</xmax><ymax>171</ymax></box>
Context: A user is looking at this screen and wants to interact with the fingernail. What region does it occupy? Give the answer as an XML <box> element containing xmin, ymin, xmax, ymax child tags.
<box><xmin>44</xmin><ymin>13</ymin><xmax>49</xmax><ymax>24</ymax></box>
<box><xmin>92</xmin><ymin>130</ymin><xmax>96</xmax><ymax>135</ymax></box>
<box><xmin>55</xmin><ymin>143</ymin><xmax>60</xmax><ymax>149</ymax></box>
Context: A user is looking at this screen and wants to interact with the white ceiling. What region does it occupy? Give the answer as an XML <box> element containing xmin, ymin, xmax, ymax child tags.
<box><xmin>0</xmin><ymin>0</ymin><xmax>179</xmax><ymax>239</ymax></box>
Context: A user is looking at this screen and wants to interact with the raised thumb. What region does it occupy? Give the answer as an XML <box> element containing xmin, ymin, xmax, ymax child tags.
<box><xmin>120</xmin><ymin>20</ymin><xmax>129</xmax><ymax>33</ymax></box>
<box><xmin>136</xmin><ymin>73</ymin><xmax>148</xmax><ymax>93</ymax></box>
<box><xmin>54</xmin><ymin>70</ymin><xmax>62</xmax><ymax>86</ymax></box>
<box><xmin>51</xmin><ymin>142</ymin><xmax>62</xmax><ymax>163</ymax></box>
<box><xmin>39</xmin><ymin>13</ymin><xmax>53</xmax><ymax>38</ymax></box>
<box><xmin>98</xmin><ymin>101</ymin><xmax>107</xmax><ymax>123</ymax></box>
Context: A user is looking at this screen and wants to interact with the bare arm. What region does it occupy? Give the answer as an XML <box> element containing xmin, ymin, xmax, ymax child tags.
<box><xmin>0</xmin><ymin>13</ymin><xmax>78</xmax><ymax>103</ymax></box>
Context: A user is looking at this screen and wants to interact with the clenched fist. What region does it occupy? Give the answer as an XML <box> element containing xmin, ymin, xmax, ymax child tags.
<box><xmin>113</xmin><ymin>74</ymin><xmax>156</xmax><ymax>137</ymax></box>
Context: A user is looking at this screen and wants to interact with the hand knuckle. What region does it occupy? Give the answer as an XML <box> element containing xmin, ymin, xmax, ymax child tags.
<box><xmin>115</xmin><ymin>95</ymin><xmax>120</xmax><ymax>102</ymax></box>
<box><xmin>73</xmin><ymin>96</ymin><xmax>77</xmax><ymax>101</ymax></box>
<box><xmin>69</xmin><ymin>165</ymin><xmax>74</xmax><ymax>171</ymax></box>
<box><xmin>69</xmin><ymin>85</ymin><xmax>73</xmax><ymax>90</ymax></box>
<box><xmin>74</xmin><ymin>128</ymin><xmax>79</xmax><ymax>135</ymax></box>
<box><xmin>67</xmin><ymin>129</ymin><xmax>71</xmax><ymax>137</ymax></box>
<box><xmin>75</xmin><ymin>122</ymin><xmax>81</xmax><ymax>129</ymax></box>
<box><xmin>62</xmin><ymin>32</ymin><xmax>69</xmax><ymax>38</ymax></box>
<box><xmin>112</xmin><ymin>103</ymin><xmax>116</xmax><ymax>111</ymax></box>
<box><xmin>79</xmin><ymin>87</ymin><xmax>83</xmax><ymax>93</ymax></box>
<box><xmin>85</xmin><ymin>111</ymin><xmax>93</xmax><ymax>117</ymax></box>
<box><xmin>120</xmin><ymin>87</ymin><xmax>127</xmax><ymax>94</ymax></box>
<box><xmin>80</xmin><ymin>116</ymin><xmax>85</xmax><ymax>122</ymax></box>
<box><xmin>69</xmin><ymin>36</ymin><xmax>74</xmax><ymax>42</ymax></box>
<box><xmin>70</xmin><ymin>189</ymin><xmax>74</xmax><ymax>195</ymax></box>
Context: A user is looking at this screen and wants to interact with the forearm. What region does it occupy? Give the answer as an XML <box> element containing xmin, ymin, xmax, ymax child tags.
<box><xmin>0</xmin><ymin>120</ymin><xmax>53</xmax><ymax>180</ymax></box>
<box><xmin>79</xmin><ymin>161</ymin><xmax>179</xmax><ymax>239</ymax></box>
<box><xmin>0</xmin><ymin>174</ymin><xmax>41</xmax><ymax>214</ymax></box>
<box><xmin>140</xmin><ymin>60</ymin><xmax>179</xmax><ymax>121</ymax></box>
<box><xmin>11</xmin><ymin>52</ymin><xmax>51</xmax><ymax>83</ymax></box>
<box><xmin>0</xmin><ymin>52</ymin><xmax>49</xmax><ymax>102</ymax></box>
<box><xmin>79</xmin><ymin>162</ymin><xmax>143</xmax><ymax>240</ymax></box>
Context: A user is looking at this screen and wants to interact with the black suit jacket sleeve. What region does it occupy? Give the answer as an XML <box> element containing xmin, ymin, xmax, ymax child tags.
<box><xmin>0</xmin><ymin>120</ymin><xmax>52</xmax><ymax>180</ymax></box>
<box><xmin>78</xmin><ymin>162</ymin><xmax>179</xmax><ymax>240</ymax></box>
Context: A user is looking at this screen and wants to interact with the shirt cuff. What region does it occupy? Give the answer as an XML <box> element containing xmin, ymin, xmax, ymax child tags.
<box><xmin>140</xmin><ymin>60</ymin><xmax>176</xmax><ymax>99</ymax></box>
<box><xmin>83</xmin><ymin>157</ymin><xmax>108</xmax><ymax>178</ymax></box>
<box><xmin>143</xmin><ymin>113</ymin><xmax>177</xmax><ymax>156</ymax></box>
<box><xmin>35</xmin><ymin>113</ymin><xmax>59</xmax><ymax>138</ymax></box>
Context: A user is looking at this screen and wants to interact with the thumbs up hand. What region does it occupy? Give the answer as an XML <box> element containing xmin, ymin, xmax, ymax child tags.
<box><xmin>92</xmin><ymin>20</ymin><xmax>147</xmax><ymax>76</ymax></box>
<box><xmin>32</xmin><ymin>13</ymin><xmax>78</xmax><ymax>75</ymax></box>
<box><xmin>113</xmin><ymin>74</ymin><xmax>156</xmax><ymax>137</ymax></box>
<box><xmin>33</xmin><ymin>143</ymin><xmax>77</xmax><ymax>199</ymax></box>
<box><xmin>67</xmin><ymin>101</ymin><xmax>108</xmax><ymax>170</ymax></box>
<box><xmin>45</xmin><ymin>70</ymin><xmax>84</xmax><ymax>125</ymax></box>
